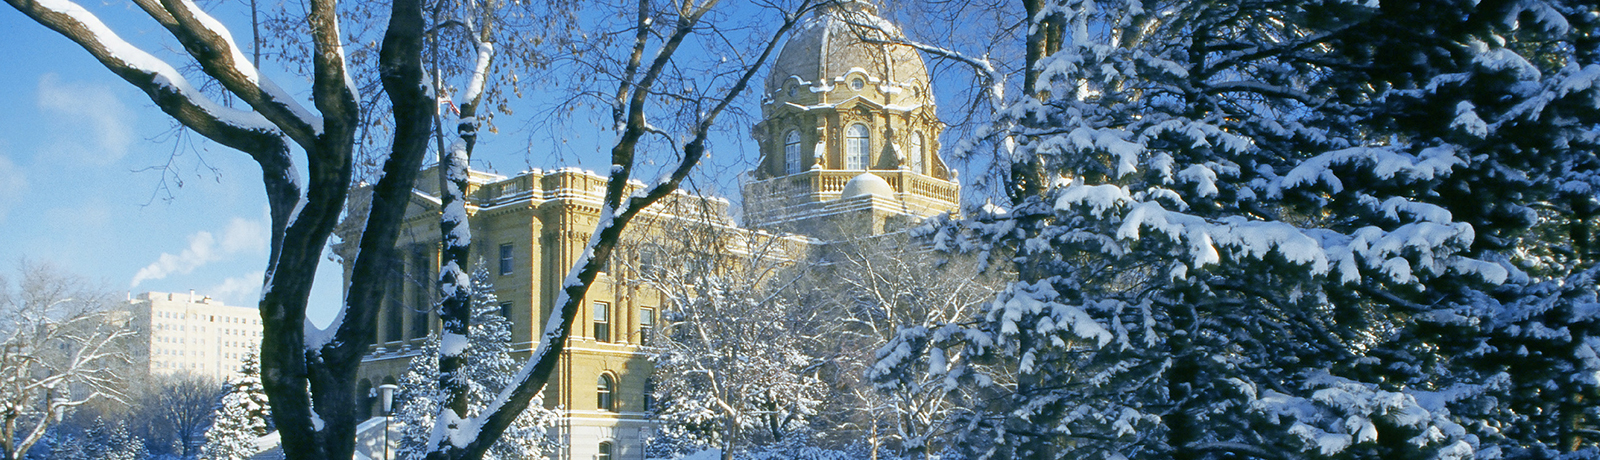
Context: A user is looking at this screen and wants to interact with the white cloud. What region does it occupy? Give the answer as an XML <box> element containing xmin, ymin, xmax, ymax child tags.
<box><xmin>0</xmin><ymin>156</ymin><xmax>26</xmax><ymax>223</ymax></box>
<box><xmin>36</xmin><ymin>73</ymin><xmax>132</xmax><ymax>164</ymax></box>
<box><xmin>207</xmin><ymin>271</ymin><xmax>265</xmax><ymax>307</ymax></box>
<box><xmin>220</xmin><ymin>216</ymin><xmax>268</xmax><ymax>254</ymax></box>
<box><xmin>131</xmin><ymin>232</ymin><xmax>218</xmax><ymax>287</ymax></box>
<box><xmin>130</xmin><ymin>217</ymin><xmax>269</xmax><ymax>288</ymax></box>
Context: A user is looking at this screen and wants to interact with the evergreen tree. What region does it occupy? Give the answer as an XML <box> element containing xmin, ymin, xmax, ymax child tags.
<box><xmin>62</xmin><ymin>419</ymin><xmax>148</xmax><ymax>460</ymax></box>
<box><xmin>873</xmin><ymin>0</ymin><xmax>1600</xmax><ymax>458</ymax></box>
<box><xmin>98</xmin><ymin>422</ymin><xmax>147</xmax><ymax>460</ymax></box>
<box><xmin>392</xmin><ymin>262</ymin><xmax>558</xmax><ymax>460</ymax></box>
<box><xmin>39</xmin><ymin>429</ymin><xmax>85</xmax><ymax>460</ymax></box>
<box><xmin>199</xmin><ymin>351</ymin><xmax>274</xmax><ymax>460</ymax></box>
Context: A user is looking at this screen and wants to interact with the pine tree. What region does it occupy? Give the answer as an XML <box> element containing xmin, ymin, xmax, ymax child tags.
<box><xmin>200</xmin><ymin>351</ymin><xmax>274</xmax><ymax>460</ymax></box>
<box><xmin>65</xmin><ymin>419</ymin><xmax>148</xmax><ymax>460</ymax></box>
<box><xmin>392</xmin><ymin>261</ymin><xmax>558</xmax><ymax>460</ymax></box>
<box><xmin>40</xmin><ymin>429</ymin><xmax>85</xmax><ymax>460</ymax></box>
<box><xmin>99</xmin><ymin>422</ymin><xmax>147</xmax><ymax>460</ymax></box>
<box><xmin>873</xmin><ymin>0</ymin><xmax>1600</xmax><ymax>458</ymax></box>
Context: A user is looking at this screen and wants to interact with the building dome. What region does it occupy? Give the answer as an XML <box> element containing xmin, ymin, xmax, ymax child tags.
<box><xmin>841</xmin><ymin>172</ymin><xmax>895</xmax><ymax>199</ymax></box>
<box><xmin>764</xmin><ymin>1</ymin><xmax>931</xmax><ymax>104</ymax></box>
<box><xmin>742</xmin><ymin>1</ymin><xmax>959</xmax><ymax>234</ymax></box>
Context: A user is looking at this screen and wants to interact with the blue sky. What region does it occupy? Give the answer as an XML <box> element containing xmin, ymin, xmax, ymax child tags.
<box><xmin>0</xmin><ymin>6</ymin><xmax>349</xmax><ymax>322</ymax></box>
<box><xmin>0</xmin><ymin>2</ymin><xmax>734</xmax><ymax>326</ymax></box>
<box><xmin>0</xmin><ymin>1</ymin><xmax>998</xmax><ymax>327</ymax></box>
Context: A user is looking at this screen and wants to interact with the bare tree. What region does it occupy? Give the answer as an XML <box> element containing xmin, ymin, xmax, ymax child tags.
<box><xmin>127</xmin><ymin>373</ymin><xmax>220</xmax><ymax>459</ymax></box>
<box><xmin>3</xmin><ymin>0</ymin><xmax>431</xmax><ymax>456</ymax></box>
<box><xmin>816</xmin><ymin>221</ymin><xmax>1005</xmax><ymax>459</ymax></box>
<box><xmin>626</xmin><ymin>211</ymin><xmax>823</xmax><ymax>460</ymax></box>
<box><xmin>4</xmin><ymin>0</ymin><xmax>821</xmax><ymax>459</ymax></box>
<box><xmin>0</xmin><ymin>262</ymin><xmax>134</xmax><ymax>460</ymax></box>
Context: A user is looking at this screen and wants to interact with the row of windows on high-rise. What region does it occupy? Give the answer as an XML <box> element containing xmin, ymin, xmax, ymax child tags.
<box><xmin>155</xmin><ymin>310</ymin><xmax>261</xmax><ymax>324</ymax></box>
<box><xmin>783</xmin><ymin>125</ymin><xmax>927</xmax><ymax>175</ymax></box>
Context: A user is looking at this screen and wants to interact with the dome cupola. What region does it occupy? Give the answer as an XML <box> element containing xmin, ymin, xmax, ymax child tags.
<box><xmin>743</xmin><ymin>0</ymin><xmax>960</xmax><ymax>235</ymax></box>
<box><xmin>763</xmin><ymin>0</ymin><xmax>931</xmax><ymax>108</ymax></box>
<box><xmin>750</xmin><ymin>0</ymin><xmax>950</xmax><ymax>180</ymax></box>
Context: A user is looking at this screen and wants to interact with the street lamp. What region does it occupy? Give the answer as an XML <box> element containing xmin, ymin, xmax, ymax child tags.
<box><xmin>378</xmin><ymin>384</ymin><xmax>399</xmax><ymax>460</ymax></box>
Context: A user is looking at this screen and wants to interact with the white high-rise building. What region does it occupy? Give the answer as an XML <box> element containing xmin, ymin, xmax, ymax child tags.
<box><xmin>128</xmin><ymin>291</ymin><xmax>264</xmax><ymax>381</ymax></box>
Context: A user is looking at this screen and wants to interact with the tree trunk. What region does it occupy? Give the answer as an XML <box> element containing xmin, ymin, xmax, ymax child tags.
<box><xmin>1562</xmin><ymin>392</ymin><xmax>1586</xmax><ymax>451</ymax></box>
<box><xmin>1021</xmin><ymin>0</ymin><xmax>1045</xmax><ymax>100</ymax></box>
<box><xmin>1165</xmin><ymin>301</ymin><xmax>1200</xmax><ymax>460</ymax></box>
<box><xmin>1012</xmin><ymin>0</ymin><xmax>1059</xmax><ymax>205</ymax></box>
<box><xmin>431</xmin><ymin>65</ymin><xmax>477</xmax><ymax>460</ymax></box>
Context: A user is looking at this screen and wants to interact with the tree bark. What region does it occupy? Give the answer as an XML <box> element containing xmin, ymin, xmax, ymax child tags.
<box><xmin>430</xmin><ymin>26</ymin><xmax>496</xmax><ymax>460</ymax></box>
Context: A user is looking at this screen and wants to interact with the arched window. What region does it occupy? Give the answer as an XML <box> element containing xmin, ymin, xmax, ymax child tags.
<box><xmin>597</xmin><ymin>374</ymin><xmax>615</xmax><ymax>411</ymax></box>
<box><xmin>598</xmin><ymin>441</ymin><xmax>614</xmax><ymax>460</ymax></box>
<box><xmin>846</xmin><ymin>124</ymin><xmax>870</xmax><ymax>170</ymax></box>
<box><xmin>643</xmin><ymin>377</ymin><xmax>656</xmax><ymax>412</ymax></box>
<box><xmin>356</xmin><ymin>379</ymin><xmax>374</xmax><ymax>419</ymax></box>
<box><xmin>784</xmin><ymin>130</ymin><xmax>802</xmax><ymax>174</ymax></box>
<box><xmin>909</xmin><ymin>132</ymin><xmax>925</xmax><ymax>174</ymax></box>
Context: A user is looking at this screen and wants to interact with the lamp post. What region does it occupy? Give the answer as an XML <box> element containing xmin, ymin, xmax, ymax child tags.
<box><xmin>378</xmin><ymin>384</ymin><xmax>398</xmax><ymax>460</ymax></box>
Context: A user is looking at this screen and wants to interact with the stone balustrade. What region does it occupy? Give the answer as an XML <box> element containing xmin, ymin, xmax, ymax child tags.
<box><xmin>746</xmin><ymin>169</ymin><xmax>959</xmax><ymax>205</ymax></box>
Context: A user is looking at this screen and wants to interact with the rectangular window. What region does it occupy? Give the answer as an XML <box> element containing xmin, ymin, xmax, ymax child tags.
<box><xmin>411</xmin><ymin>308</ymin><xmax>430</xmax><ymax>340</ymax></box>
<box><xmin>643</xmin><ymin>378</ymin><xmax>655</xmax><ymax>412</ymax></box>
<box><xmin>385</xmin><ymin>254</ymin><xmax>405</xmax><ymax>342</ymax></box>
<box><xmin>499</xmin><ymin>243</ymin><xmax>515</xmax><ymax>275</ymax></box>
<box><xmin>593</xmin><ymin>302</ymin><xmax>611</xmax><ymax>342</ymax></box>
<box><xmin>411</xmin><ymin>245</ymin><xmax>433</xmax><ymax>339</ymax></box>
<box><xmin>499</xmin><ymin>302</ymin><xmax>513</xmax><ymax>319</ymax></box>
<box><xmin>639</xmin><ymin>307</ymin><xmax>655</xmax><ymax>345</ymax></box>
<box><xmin>640</xmin><ymin>248</ymin><xmax>661</xmax><ymax>278</ymax></box>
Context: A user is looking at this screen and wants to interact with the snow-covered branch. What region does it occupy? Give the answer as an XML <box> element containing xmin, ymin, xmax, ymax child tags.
<box><xmin>4</xmin><ymin>0</ymin><xmax>291</xmax><ymax>156</ymax></box>
<box><xmin>131</xmin><ymin>0</ymin><xmax>325</xmax><ymax>146</ymax></box>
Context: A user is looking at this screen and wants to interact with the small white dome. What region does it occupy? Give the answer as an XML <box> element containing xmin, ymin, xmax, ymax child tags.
<box><xmin>841</xmin><ymin>173</ymin><xmax>895</xmax><ymax>199</ymax></box>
